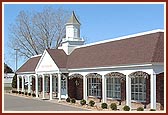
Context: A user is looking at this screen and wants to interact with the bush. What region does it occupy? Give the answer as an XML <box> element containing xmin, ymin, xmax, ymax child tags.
<box><xmin>21</xmin><ymin>92</ymin><xmax>24</xmax><ymax>95</ymax></box>
<box><xmin>12</xmin><ymin>90</ymin><xmax>15</xmax><ymax>93</ymax></box>
<box><xmin>110</xmin><ymin>103</ymin><xmax>117</xmax><ymax>110</ymax></box>
<box><xmin>89</xmin><ymin>100</ymin><xmax>95</xmax><ymax>107</ymax></box>
<box><xmin>123</xmin><ymin>105</ymin><xmax>130</xmax><ymax>111</ymax></box>
<box><xmin>32</xmin><ymin>93</ymin><xmax>36</xmax><ymax>97</ymax></box>
<box><xmin>19</xmin><ymin>91</ymin><xmax>21</xmax><ymax>94</ymax></box>
<box><xmin>16</xmin><ymin>91</ymin><xmax>18</xmax><ymax>94</ymax></box>
<box><xmin>28</xmin><ymin>93</ymin><xmax>31</xmax><ymax>96</ymax></box>
<box><xmin>80</xmin><ymin>99</ymin><xmax>86</xmax><ymax>106</ymax></box>
<box><xmin>66</xmin><ymin>97</ymin><xmax>71</xmax><ymax>102</ymax></box>
<box><xmin>137</xmin><ymin>107</ymin><xmax>144</xmax><ymax>111</ymax></box>
<box><xmin>150</xmin><ymin>109</ymin><xmax>156</xmax><ymax>111</ymax></box>
<box><xmin>71</xmin><ymin>98</ymin><xmax>76</xmax><ymax>103</ymax></box>
<box><xmin>25</xmin><ymin>92</ymin><xmax>28</xmax><ymax>95</ymax></box>
<box><xmin>101</xmin><ymin>103</ymin><xmax>108</xmax><ymax>109</ymax></box>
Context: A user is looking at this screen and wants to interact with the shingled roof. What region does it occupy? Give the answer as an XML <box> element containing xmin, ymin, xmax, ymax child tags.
<box><xmin>16</xmin><ymin>55</ymin><xmax>41</xmax><ymax>73</ymax></box>
<box><xmin>67</xmin><ymin>31</ymin><xmax>164</xmax><ymax>69</ymax></box>
<box><xmin>46</xmin><ymin>49</ymin><xmax>67</xmax><ymax>68</ymax></box>
<box><xmin>17</xmin><ymin>31</ymin><xmax>164</xmax><ymax>72</ymax></box>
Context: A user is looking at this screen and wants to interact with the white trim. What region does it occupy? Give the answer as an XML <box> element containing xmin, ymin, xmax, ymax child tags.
<box><xmin>76</xmin><ymin>29</ymin><xmax>164</xmax><ymax>49</ymax></box>
<box><xmin>68</xmin><ymin>63</ymin><xmax>153</xmax><ymax>71</ymax></box>
<box><xmin>31</xmin><ymin>54</ymin><xmax>42</xmax><ymax>58</ymax></box>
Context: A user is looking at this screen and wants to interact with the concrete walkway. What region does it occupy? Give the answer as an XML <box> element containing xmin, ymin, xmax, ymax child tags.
<box><xmin>4</xmin><ymin>94</ymin><xmax>89</xmax><ymax>111</ymax></box>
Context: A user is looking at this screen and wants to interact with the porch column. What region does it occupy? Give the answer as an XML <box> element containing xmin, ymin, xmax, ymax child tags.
<box><xmin>28</xmin><ymin>76</ymin><xmax>31</xmax><ymax>93</ymax></box>
<box><xmin>17</xmin><ymin>75</ymin><xmax>20</xmax><ymax>91</ymax></box>
<box><xmin>42</xmin><ymin>74</ymin><xmax>45</xmax><ymax>99</ymax></box>
<box><xmin>58</xmin><ymin>73</ymin><xmax>61</xmax><ymax>101</ymax></box>
<box><xmin>83</xmin><ymin>75</ymin><xmax>87</xmax><ymax>101</ymax></box>
<box><xmin>150</xmin><ymin>71</ymin><xmax>156</xmax><ymax>109</ymax></box>
<box><xmin>35</xmin><ymin>74</ymin><xmax>38</xmax><ymax>98</ymax></box>
<box><xmin>22</xmin><ymin>75</ymin><xmax>24</xmax><ymax>92</ymax></box>
<box><xmin>102</xmin><ymin>75</ymin><xmax>107</xmax><ymax>103</ymax></box>
<box><xmin>126</xmin><ymin>75</ymin><xmax>131</xmax><ymax>108</ymax></box>
<box><xmin>50</xmin><ymin>74</ymin><xmax>53</xmax><ymax>100</ymax></box>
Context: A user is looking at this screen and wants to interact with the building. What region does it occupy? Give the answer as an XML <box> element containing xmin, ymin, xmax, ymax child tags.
<box><xmin>16</xmin><ymin>11</ymin><xmax>164</xmax><ymax>110</ymax></box>
<box><xmin>4</xmin><ymin>73</ymin><xmax>15</xmax><ymax>88</ymax></box>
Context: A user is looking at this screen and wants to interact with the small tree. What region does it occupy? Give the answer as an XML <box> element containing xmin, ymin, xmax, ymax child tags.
<box><xmin>12</xmin><ymin>74</ymin><xmax>17</xmax><ymax>89</ymax></box>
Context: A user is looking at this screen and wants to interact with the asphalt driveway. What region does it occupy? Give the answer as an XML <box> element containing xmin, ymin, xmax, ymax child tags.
<box><xmin>4</xmin><ymin>94</ymin><xmax>89</xmax><ymax>111</ymax></box>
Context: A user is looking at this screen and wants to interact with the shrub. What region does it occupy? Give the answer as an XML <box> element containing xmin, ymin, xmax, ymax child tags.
<box><xmin>19</xmin><ymin>91</ymin><xmax>21</xmax><ymax>94</ymax></box>
<box><xmin>25</xmin><ymin>92</ymin><xmax>28</xmax><ymax>95</ymax></box>
<box><xmin>12</xmin><ymin>90</ymin><xmax>15</xmax><ymax>93</ymax></box>
<box><xmin>71</xmin><ymin>98</ymin><xmax>76</xmax><ymax>103</ymax></box>
<box><xmin>137</xmin><ymin>107</ymin><xmax>144</xmax><ymax>111</ymax></box>
<box><xmin>123</xmin><ymin>105</ymin><xmax>130</xmax><ymax>111</ymax></box>
<box><xmin>66</xmin><ymin>97</ymin><xmax>71</xmax><ymax>102</ymax></box>
<box><xmin>32</xmin><ymin>93</ymin><xmax>36</xmax><ymax>97</ymax></box>
<box><xmin>16</xmin><ymin>91</ymin><xmax>18</xmax><ymax>94</ymax></box>
<box><xmin>28</xmin><ymin>93</ymin><xmax>31</xmax><ymax>96</ymax></box>
<box><xmin>150</xmin><ymin>109</ymin><xmax>156</xmax><ymax>111</ymax></box>
<box><xmin>21</xmin><ymin>92</ymin><xmax>24</xmax><ymax>95</ymax></box>
<box><xmin>89</xmin><ymin>100</ymin><xmax>95</xmax><ymax>107</ymax></box>
<box><xmin>80</xmin><ymin>99</ymin><xmax>86</xmax><ymax>106</ymax></box>
<box><xmin>101</xmin><ymin>103</ymin><xmax>108</xmax><ymax>109</ymax></box>
<box><xmin>110</xmin><ymin>103</ymin><xmax>117</xmax><ymax>110</ymax></box>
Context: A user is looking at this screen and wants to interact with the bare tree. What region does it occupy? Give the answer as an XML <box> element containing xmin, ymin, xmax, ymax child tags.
<box><xmin>9</xmin><ymin>7</ymin><xmax>70</xmax><ymax>58</ymax></box>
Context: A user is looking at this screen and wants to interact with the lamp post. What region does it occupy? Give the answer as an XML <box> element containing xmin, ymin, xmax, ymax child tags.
<box><xmin>14</xmin><ymin>48</ymin><xmax>19</xmax><ymax>72</ymax></box>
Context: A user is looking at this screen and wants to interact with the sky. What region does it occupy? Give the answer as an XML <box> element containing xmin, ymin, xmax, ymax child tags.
<box><xmin>3</xmin><ymin>3</ymin><xmax>164</xmax><ymax>72</ymax></box>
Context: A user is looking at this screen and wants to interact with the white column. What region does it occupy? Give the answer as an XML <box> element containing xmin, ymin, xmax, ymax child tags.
<box><xmin>50</xmin><ymin>74</ymin><xmax>53</xmax><ymax>100</ymax></box>
<box><xmin>42</xmin><ymin>74</ymin><xmax>45</xmax><ymax>99</ymax></box>
<box><xmin>35</xmin><ymin>74</ymin><xmax>38</xmax><ymax>98</ymax></box>
<box><xmin>28</xmin><ymin>76</ymin><xmax>31</xmax><ymax>93</ymax></box>
<box><xmin>83</xmin><ymin>75</ymin><xmax>87</xmax><ymax>101</ymax></box>
<box><xmin>150</xmin><ymin>71</ymin><xmax>156</xmax><ymax>109</ymax></box>
<box><xmin>126</xmin><ymin>75</ymin><xmax>131</xmax><ymax>108</ymax></box>
<box><xmin>58</xmin><ymin>73</ymin><xmax>61</xmax><ymax>101</ymax></box>
<box><xmin>65</xmin><ymin>77</ymin><xmax>68</xmax><ymax>98</ymax></box>
<box><xmin>102</xmin><ymin>75</ymin><xmax>107</xmax><ymax>103</ymax></box>
<box><xmin>17</xmin><ymin>75</ymin><xmax>20</xmax><ymax>91</ymax></box>
<box><xmin>22</xmin><ymin>75</ymin><xmax>24</xmax><ymax>92</ymax></box>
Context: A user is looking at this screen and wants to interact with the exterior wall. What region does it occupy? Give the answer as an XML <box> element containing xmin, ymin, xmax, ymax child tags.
<box><xmin>156</xmin><ymin>72</ymin><xmax>164</xmax><ymax>110</ymax></box>
<box><xmin>4</xmin><ymin>73</ymin><xmax>15</xmax><ymax>88</ymax></box>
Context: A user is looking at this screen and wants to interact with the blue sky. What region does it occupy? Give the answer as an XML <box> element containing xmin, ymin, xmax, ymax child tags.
<box><xmin>3</xmin><ymin>3</ymin><xmax>164</xmax><ymax>71</ymax></box>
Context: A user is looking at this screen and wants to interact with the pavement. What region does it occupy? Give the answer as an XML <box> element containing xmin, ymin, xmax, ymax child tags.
<box><xmin>3</xmin><ymin>94</ymin><xmax>90</xmax><ymax>112</ymax></box>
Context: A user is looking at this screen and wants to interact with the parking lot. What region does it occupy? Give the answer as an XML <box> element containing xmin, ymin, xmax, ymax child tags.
<box><xmin>4</xmin><ymin>94</ymin><xmax>89</xmax><ymax>112</ymax></box>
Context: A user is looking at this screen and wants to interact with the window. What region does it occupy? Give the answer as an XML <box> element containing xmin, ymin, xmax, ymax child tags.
<box><xmin>131</xmin><ymin>77</ymin><xmax>146</xmax><ymax>102</ymax></box>
<box><xmin>106</xmin><ymin>77</ymin><xmax>121</xmax><ymax>99</ymax></box>
<box><xmin>52</xmin><ymin>77</ymin><xmax>58</xmax><ymax>92</ymax></box>
<box><xmin>87</xmin><ymin>77</ymin><xmax>102</xmax><ymax>98</ymax></box>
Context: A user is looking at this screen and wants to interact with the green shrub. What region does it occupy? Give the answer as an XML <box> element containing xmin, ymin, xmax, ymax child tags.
<box><xmin>32</xmin><ymin>93</ymin><xmax>36</xmax><ymax>97</ymax></box>
<box><xmin>28</xmin><ymin>93</ymin><xmax>31</xmax><ymax>96</ymax></box>
<box><xmin>16</xmin><ymin>91</ymin><xmax>18</xmax><ymax>94</ymax></box>
<box><xmin>123</xmin><ymin>105</ymin><xmax>130</xmax><ymax>111</ymax></box>
<box><xmin>66</xmin><ymin>97</ymin><xmax>71</xmax><ymax>102</ymax></box>
<box><xmin>150</xmin><ymin>109</ymin><xmax>156</xmax><ymax>111</ymax></box>
<box><xmin>21</xmin><ymin>92</ymin><xmax>24</xmax><ymax>95</ymax></box>
<box><xmin>19</xmin><ymin>91</ymin><xmax>21</xmax><ymax>94</ymax></box>
<box><xmin>110</xmin><ymin>103</ymin><xmax>117</xmax><ymax>110</ymax></box>
<box><xmin>137</xmin><ymin>107</ymin><xmax>144</xmax><ymax>111</ymax></box>
<box><xmin>12</xmin><ymin>90</ymin><xmax>16</xmax><ymax>93</ymax></box>
<box><xmin>89</xmin><ymin>100</ymin><xmax>95</xmax><ymax>107</ymax></box>
<box><xmin>25</xmin><ymin>92</ymin><xmax>28</xmax><ymax>95</ymax></box>
<box><xmin>101</xmin><ymin>103</ymin><xmax>108</xmax><ymax>109</ymax></box>
<box><xmin>71</xmin><ymin>98</ymin><xmax>76</xmax><ymax>103</ymax></box>
<box><xmin>80</xmin><ymin>99</ymin><xmax>86</xmax><ymax>105</ymax></box>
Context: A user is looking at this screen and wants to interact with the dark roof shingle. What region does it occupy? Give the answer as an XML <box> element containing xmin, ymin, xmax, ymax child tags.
<box><xmin>67</xmin><ymin>32</ymin><xmax>164</xmax><ymax>69</ymax></box>
<box><xmin>17</xmin><ymin>56</ymin><xmax>41</xmax><ymax>73</ymax></box>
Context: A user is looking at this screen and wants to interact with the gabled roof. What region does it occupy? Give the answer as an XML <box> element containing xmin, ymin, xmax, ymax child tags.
<box><xmin>67</xmin><ymin>11</ymin><xmax>80</xmax><ymax>25</ymax></box>
<box><xmin>67</xmin><ymin>31</ymin><xmax>164</xmax><ymax>69</ymax></box>
<box><xmin>46</xmin><ymin>49</ymin><xmax>67</xmax><ymax>68</ymax></box>
<box><xmin>16</xmin><ymin>55</ymin><xmax>41</xmax><ymax>73</ymax></box>
<box><xmin>17</xmin><ymin>30</ymin><xmax>164</xmax><ymax>72</ymax></box>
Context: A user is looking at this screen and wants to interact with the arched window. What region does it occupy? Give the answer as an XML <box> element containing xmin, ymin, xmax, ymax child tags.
<box><xmin>86</xmin><ymin>73</ymin><xmax>102</xmax><ymax>98</ymax></box>
<box><xmin>129</xmin><ymin>71</ymin><xmax>149</xmax><ymax>102</ymax></box>
<box><xmin>105</xmin><ymin>72</ymin><xmax>125</xmax><ymax>99</ymax></box>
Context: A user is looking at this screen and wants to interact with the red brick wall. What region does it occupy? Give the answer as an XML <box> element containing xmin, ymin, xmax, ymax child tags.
<box><xmin>156</xmin><ymin>72</ymin><xmax>164</xmax><ymax>110</ymax></box>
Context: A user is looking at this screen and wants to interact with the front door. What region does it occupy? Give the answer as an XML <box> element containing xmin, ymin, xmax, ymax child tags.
<box><xmin>61</xmin><ymin>77</ymin><xmax>67</xmax><ymax>98</ymax></box>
